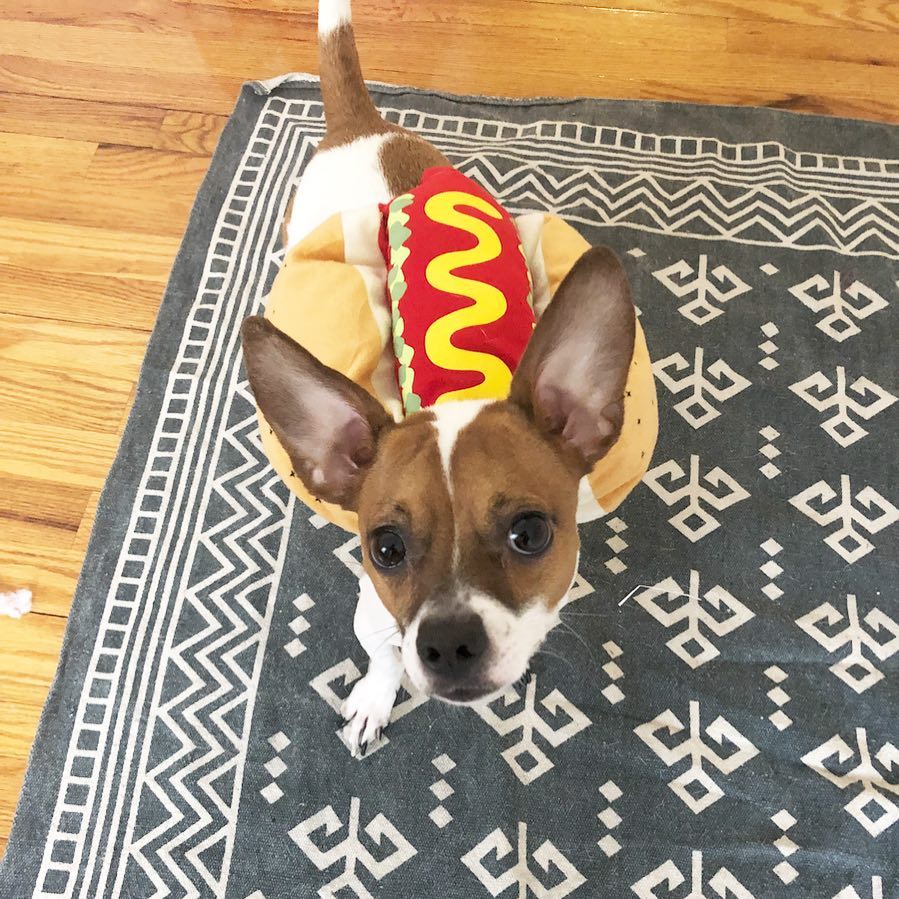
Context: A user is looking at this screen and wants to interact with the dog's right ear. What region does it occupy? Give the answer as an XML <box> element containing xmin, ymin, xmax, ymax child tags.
<box><xmin>241</xmin><ymin>317</ymin><xmax>393</xmax><ymax>510</ymax></box>
<box><xmin>509</xmin><ymin>246</ymin><xmax>636</xmax><ymax>472</ymax></box>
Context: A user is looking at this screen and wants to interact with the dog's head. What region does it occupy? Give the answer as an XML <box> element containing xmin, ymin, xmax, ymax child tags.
<box><xmin>242</xmin><ymin>247</ymin><xmax>635</xmax><ymax>703</ymax></box>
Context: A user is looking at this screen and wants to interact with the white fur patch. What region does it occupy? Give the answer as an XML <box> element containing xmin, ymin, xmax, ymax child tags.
<box><xmin>431</xmin><ymin>399</ymin><xmax>491</xmax><ymax>487</ymax></box>
<box><xmin>431</xmin><ymin>400</ymin><xmax>491</xmax><ymax>568</ymax></box>
<box><xmin>354</xmin><ymin>575</ymin><xmax>401</xmax><ymax>657</ymax></box>
<box><xmin>472</xmin><ymin>592</ymin><xmax>558</xmax><ymax>689</ymax></box>
<box><xmin>318</xmin><ymin>0</ymin><xmax>352</xmax><ymax>35</ymax></box>
<box><xmin>285</xmin><ymin>133</ymin><xmax>392</xmax><ymax>249</ymax></box>
<box><xmin>401</xmin><ymin>614</ymin><xmax>428</xmax><ymax>694</ymax></box>
<box><xmin>340</xmin><ymin>645</ymin><xmax>403</xmax><ymax>758</ymax></box>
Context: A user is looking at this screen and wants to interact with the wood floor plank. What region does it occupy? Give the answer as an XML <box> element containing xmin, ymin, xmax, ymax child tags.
<box><xmin>358</xmin><ymin>40</ymin><xmax>892</xmax><ymax>121</ymax></box>
<box><xmin>0</xmin><ymin>524</ymin><xmax>86</xmax><ymax>618</ymax></box>
<box><xmin>0</xmin><ymin>265</ymin><xmax>162</xmax><ymax>331</ymax></box>
<box><xmin>0</xmin><ymin>477</ymin><xmax>89</xmax><ymax>532</ymax></box>
<box><xmin>0</xmin><ymin>511</ymin><xmax>75</xmax><ymax>561</ymax></box>
<box><xmin>0</xmin><ymin>558</ymin><xmax>80</xmax><ymax>619</ymax></box>
<box><xmin>178</xmin><ymin>0</ymin><xmax>899</xmax><ymax>34</ymax></box>
<box><xmin>0</xmin><ymin>598</ymin><xmax>70</xmax><ymax>838</ymax></box>
<box><xmin>389</xmin><ymin>0</ymin><xmax>730</xmax><ymax>52</ymax></box>
<box><xmin>155</xmin><ymin>110</ymin><xmax>227</xmax><ymax>155</ymax></box>
<box><xmin>0</xmin><ymin>361</ymin><xmax>136</xmax><ymax>433</ymax></box>
<box><xmin>0</xmin><ymin>612</ymin><xmax>67</xmax><ymax>748</ymax></box>
<box><xmin>727</xmin><ymin>19</ymin><xmax>899</xmax><ymax>67</ymax></box>
<box><xmin>0</xmin><ymin>93</ymin><xmax>167</xmax><ymax>148</ymax></box>
<box><xmin>0</xmin><ymin>0</ymin><xmax>160</xmax><ymax>27</ymax></box>
<box><xmin>0</xmin><ymin>143</ymin><xmax>207</xmax><ymax>237</ymax></box>
<box><xmin>519</xmin><ymin>0</ymin><xmax>899</xmax><ymax>32</ymax></box>
<box><xmin>0</xmin><ymin>756</ymin><xmax>26</xmax><ymax>838</ymax></box>
<box><xmin>0</xmin><ymin>131</ymin><xmax>96</xmax><ymax>173</ymax></box>
<box><xmin>0</xmin><ymin>12</ymin><xmax>894</xmax><ymax>120</ymax></box>
<box><xmin>0</xmin><ymin>314</ymin><xmax>147</xmax><ymax>380</ymax></box>
<box><xmin>0</xmin><ymin>55</ymin><xmax>243</xmax><ymax>115</ymax></box>
<box><xmin>364</xmin><ymin>20</ymin><xmax>893</xmax><ymax>120</ymax></box>
<box><xmin>0</xmin><ymin>696</ymin><xmax>55</xmax><ymax>761</ymax></box>
<box><xmin>0</xmin><ymin>315</ymin><xmax>147</xmax><ymax>442</ymax></box>
<box><xmin>0</xmin><ymin>14</ymin><xmax>882</xmax><ymax>100</ymax></box>
<box><xmin>0</xmin><ymin>33</ymin><xmax>894</xmax><ymax>122</ymax></box>
<box><xmin>73</xmin><ymin>489</ymin><xmax>102</xmax><ymax>559</ymax></box>
<box><xmin>2</xmin><ymin>0</ymin><xmax>318</xmax><ymax>41</ymax></box>
<box><xmin>0</xmin><ymin>19</ymin><xmax>202</xmax><ymax>72</ymax></box>
<box><xmin>0</xmin><ymin>420</ymin><xmax>120</xmax><ymax>490</ymax></box>
<box><xmin>0</xmin><ymin>216</ymin><xmax>181</xmax><ymax>282</ymax></box>
<box><xmin>0</xmin><ymin>19</ymin><xmax>313</xmax><ymax>78</ymax></box>
<box><xmin>359</xmin><ymin>25</ymin><xmax>885</xmax><ymax>98</ymax></box>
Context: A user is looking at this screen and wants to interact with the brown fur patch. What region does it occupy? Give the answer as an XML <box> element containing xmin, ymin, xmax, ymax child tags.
<box><xmin>449</xmin><ymin>403</ymin><xmax>581</xmax><ymax>611</ymax></box>
<box><xmin>357</xmin><ymin>413</ymin><xmax>454</xmax><ymax>626</ymax></box>
<box><xmin>316</xmin><ymin>25</ymin><xmax>450</xmax><ymax>190</ymax></box>
<box><xmin>317</xmin><ymin>25</ymin><xmax>394</xmax><ymax>149</ymax></box>
<box><xmin>378</xmin><ymin>133</ymin><xmax>450</xmax><ymax>197</ymax></box>
<box><xmin>356</xmin><ymin>402</ymin><xmax>580</xmax><ymax>628</ymax></box>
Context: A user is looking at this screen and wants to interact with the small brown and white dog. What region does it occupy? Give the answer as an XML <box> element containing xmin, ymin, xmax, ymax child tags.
<box><xmin>242</xmin><ymin>0</ymin><xmax>642</xmax><ymax>756</ymax></box>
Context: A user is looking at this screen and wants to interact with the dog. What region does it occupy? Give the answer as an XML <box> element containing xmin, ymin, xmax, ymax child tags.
<box><xmin>241</xmin><ymin>0</ymin><xmax>656</xmax><ymax>757</ymax></box>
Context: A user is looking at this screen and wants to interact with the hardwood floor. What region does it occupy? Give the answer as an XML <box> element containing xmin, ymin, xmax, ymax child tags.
<box><xmin>0</xmin><ymin>0</ymin><xmax>895</xmax><ymax>857</ymax></box>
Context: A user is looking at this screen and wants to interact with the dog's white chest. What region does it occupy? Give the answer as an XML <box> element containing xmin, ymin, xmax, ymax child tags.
<box><xmin>354</xmin><ymin>575</ymin><xmax>401</xmax><ymax>657</ymax></box>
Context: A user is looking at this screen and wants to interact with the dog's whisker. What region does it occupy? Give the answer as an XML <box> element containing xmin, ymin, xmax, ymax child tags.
<box><xmin>553</xmin><ymin>617</ymin><xmax>596</xmax><ymax>661</ymax></box>
<box><xmin>533</xmin><ymin>648</ymin><xmax>575</xmax><ymax>672</ymax></box>
<box><xmin>364</xmin><ymin>622</ymin><xmax>402</xmax><ymax>636</ymax></box>
<box><xmin>512</xmin><ymin>666</ymin><xmax>534</xmax><ymax>688</ymax></box>
<box><xmin>370</xmin><ymin>632</ymin><xmax>400</xmax><ymax>656</ymax></box>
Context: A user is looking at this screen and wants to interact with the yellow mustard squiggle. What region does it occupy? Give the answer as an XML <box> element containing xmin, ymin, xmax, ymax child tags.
<box><xmin>423</xmin><ymin>191</ymin><xmax>513</xmax><ymax>403</ymax></box>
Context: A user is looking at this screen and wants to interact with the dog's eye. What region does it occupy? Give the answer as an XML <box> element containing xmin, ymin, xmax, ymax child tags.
<box><xmin>369</xmin><ymin>527</ymin><xmax>406</xmax><ymax>570</ymax></box>
<box><xmin>508</xmin><ymin>513</ymin><xmax>552</xmax><ymax>556</ymax></box>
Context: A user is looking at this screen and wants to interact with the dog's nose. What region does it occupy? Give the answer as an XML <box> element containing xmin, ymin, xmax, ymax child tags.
<box><xmin>416</xmin><ymin>614</ymin><xmax>488</xmax><ymax>678</ymax></box>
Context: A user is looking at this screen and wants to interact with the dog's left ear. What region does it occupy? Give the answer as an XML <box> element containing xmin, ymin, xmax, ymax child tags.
<box><xmin>241</xmin><ymin>316</ymin><xmax>393</xmax><ymax>510</ymax></box>
<box><xmin>510</xmin><ymin>246</ymin><xmax>636</xmax><ymax>471</ymax></box>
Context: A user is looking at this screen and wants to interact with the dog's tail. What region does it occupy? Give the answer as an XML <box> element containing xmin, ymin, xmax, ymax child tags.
<box><xmin>317</xmin><ymin>0</ymin><xmax>389</xmax><ymax>146</ymax></box>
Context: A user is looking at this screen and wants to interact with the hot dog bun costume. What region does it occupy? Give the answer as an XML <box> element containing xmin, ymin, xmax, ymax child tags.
<box><xmin>260</xmin><ymin>168</ymin><xmax>657</xmax><ymax>533</ymax></box>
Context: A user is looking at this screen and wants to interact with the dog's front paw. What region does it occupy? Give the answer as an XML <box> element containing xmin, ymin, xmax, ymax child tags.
<box><xmin>340</xmin><ymin>670</ymin><xmax>399</xmax><ymax>758</ymax></box>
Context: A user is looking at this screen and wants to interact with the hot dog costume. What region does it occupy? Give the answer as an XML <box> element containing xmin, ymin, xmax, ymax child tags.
<box><xmin>260</xmin><ymin>168</ymin><xmax>657</xmax><ymax>533</ymax></box>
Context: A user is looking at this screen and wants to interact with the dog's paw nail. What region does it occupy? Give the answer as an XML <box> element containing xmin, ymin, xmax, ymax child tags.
<box><xmin>340</xmin><ymin>669</ymin><xmax>399</xmax><ymax>759</ymax></box>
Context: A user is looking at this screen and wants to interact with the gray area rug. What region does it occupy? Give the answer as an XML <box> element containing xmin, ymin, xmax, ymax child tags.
<box><xmin>1</xmin><ymin>76</ymin><xmax>897</xmax><ymax>899</ymax></box>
